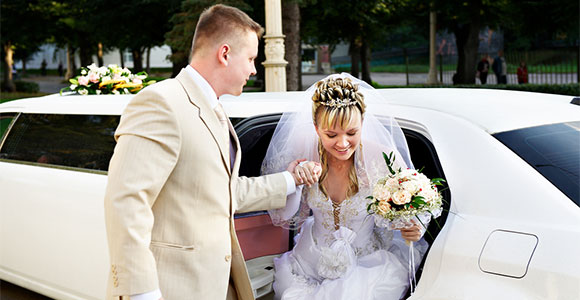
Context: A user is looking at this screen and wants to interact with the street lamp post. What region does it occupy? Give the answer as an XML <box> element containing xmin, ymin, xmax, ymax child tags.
<box><xmin>263</xmin><ymin>0</ymin><xmax>287</xmax><ymax>92</ymax></box>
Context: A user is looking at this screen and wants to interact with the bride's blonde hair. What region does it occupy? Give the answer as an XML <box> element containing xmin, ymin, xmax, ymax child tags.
<box><xmin>312</xmin><ymin>77</ymin><xmax>366</xmax><ymax>199</ymax></box>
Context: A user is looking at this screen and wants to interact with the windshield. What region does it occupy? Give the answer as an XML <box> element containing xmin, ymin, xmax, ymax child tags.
<box><xmin>494</xmin><ymin>122</ymin><xmax>580</xmax><ymax>206</ymax></box>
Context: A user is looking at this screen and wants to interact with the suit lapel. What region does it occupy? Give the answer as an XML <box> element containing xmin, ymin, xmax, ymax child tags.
<box><xmin>175</xmin><ymin>70</ymin><xmax>231</xmax><ymax>175</ymax></box>
<box><xmin>230</xmin><ymin>120</ymin><xmax>241</xmax><ymax>176</ymax></box>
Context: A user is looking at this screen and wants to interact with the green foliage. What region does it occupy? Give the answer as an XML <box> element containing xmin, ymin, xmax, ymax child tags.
<box><xmin>14</xmin><ymin>81</ymin><xmax>40</xmax><ymax>93</ymax></box>
<box><xmin>0</xmin><ymin>92</ymin><xmax>48</xmax><ymax>103</ymax></box>
<box><xmin>374</xmin><ymin>83</ymin><xmax>580</xmax><ymax>96</ymax></box>
<box><xmin>165</xmin><ymin>0</ymin><xmax>252</xmax><ymax>65</ymax></box>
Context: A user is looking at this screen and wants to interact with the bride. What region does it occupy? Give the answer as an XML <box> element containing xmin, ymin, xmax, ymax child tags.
<box><xmin>261</xmin><ymin>74</ymin><xmax>429</xmax><ymax>300</ymax></box>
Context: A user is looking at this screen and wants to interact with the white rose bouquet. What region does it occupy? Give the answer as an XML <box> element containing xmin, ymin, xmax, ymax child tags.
<box><xmin>60</xmin><ymin>63</ymin><xmax>156</xmax><ymax>96</ymax></box>
<box><xmin>367</xmin><ymin>151</ymin><xmax>445</xmax><ymax>233</ymax></box>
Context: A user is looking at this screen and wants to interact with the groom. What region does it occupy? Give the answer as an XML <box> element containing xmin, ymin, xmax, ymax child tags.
<box><xmin>104</xmin><ymin>4</ymin><xmax>312</xmax><ymax>300</ymax></box>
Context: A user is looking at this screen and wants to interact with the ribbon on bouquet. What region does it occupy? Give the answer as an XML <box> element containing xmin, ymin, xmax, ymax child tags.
<box><xmin>408</xmin><ymin>240</ymin><xmax>417</xmax><ymax>294</ymax></box>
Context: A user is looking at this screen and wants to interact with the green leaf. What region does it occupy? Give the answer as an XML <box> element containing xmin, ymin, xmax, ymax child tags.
<box><xmin>431</xmin><ymin>178</ymin><xmax>446</xmax><ymax>186</ymax></box>
<box><xmin>367</xmin><ymin>203</ymin><xmax>375</xmax><ymax>214</ymax></box>
<box><xmin>383</xmin><ymin>151</ymin><xmax>396</xmax><ymax>175</ymax></box>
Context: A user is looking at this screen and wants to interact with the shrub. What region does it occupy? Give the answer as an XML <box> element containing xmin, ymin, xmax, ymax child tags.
<box><xmin>374</xmin><ymin>82</ymin><xmax>580</xmax><ymax>96</ymax></box>
<box><xmin>14</xmin><ymin>81</ymin><xmax>40</xmax><ymax>93</ymax></box>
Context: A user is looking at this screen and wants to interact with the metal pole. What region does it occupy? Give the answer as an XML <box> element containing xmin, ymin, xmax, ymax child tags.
<box><xmin>439</xmin><ymin>54</ymin><xmax>443</xmax><ymax>84</ymax></box>
<box><xmin>405</xmin><ymin>48</ymin><xmax>409</xmax><ymax>86</ymax></box>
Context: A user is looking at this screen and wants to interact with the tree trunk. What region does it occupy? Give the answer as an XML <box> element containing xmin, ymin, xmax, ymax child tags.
<box><xmin>360</xmin><ymin>39</ymin><xmax>372</xmax><ymax>84</ymax></box>
<box><xmin>146</xmin><ymin>47</ymin><xmax>151</xmax><ymax>73</ymax></box>
<box><xmin>119</xmin><ymin>49</ymin><xmax>125</xmax><ymax>68</ymax></box>
<box><xmin>97</xmin><ymin>42</ymin><xmax>104</xmax><ymax>66</ymax></box>
<box><xmin>170</xmin><ymin>47</ymin><xmax>188</xmax><ymax>78</ymax></box>
<box><xmin>349</xmin><ymin>37</ymin><xmax>361</xmax><ymax>78</ymax></box>
<box><xmin>132</xmin><ymin>48</ymin><xmax>143</xmax><ymax>72</ymax></box>
<box><xmin>78</xmin><ymin>41</ymin><xmax>93</xmax><ymax>67</ymax></box>
<box><xmin>282</xmin><ymin>0</ymin><xmax>301</xmax><ymax>91</ymax></box>
<box><xmin>453</xmin><ymin>11</ymin><xmax>481</xmax><ymax>84</ymax></box>
<box><xmin>65</xmin><ymin>44</ymin><xmax>74</xmax><ymax>80</ymax></box>
<box><xmin>21</xmin><ymin>59</ymin><xmax>27</xmax><ymax>76</ymax></box>
<box><xmin>2</xmin><ymin>42</ymin><xmax>16</xmax><ymax>92</ymax></box>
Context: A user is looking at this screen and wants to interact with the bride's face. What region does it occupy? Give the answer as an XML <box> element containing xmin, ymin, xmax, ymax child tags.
<box><xmin>315</xmin><ymin>111</ymin><xmax>362</xmax><ymax>161</ymax></box>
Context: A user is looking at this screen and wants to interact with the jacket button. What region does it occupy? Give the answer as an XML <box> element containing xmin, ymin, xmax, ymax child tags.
<box><xmin>225</xmin><ymin>255</ymin><xmax>231</xmax><ymax>262</ymax></box>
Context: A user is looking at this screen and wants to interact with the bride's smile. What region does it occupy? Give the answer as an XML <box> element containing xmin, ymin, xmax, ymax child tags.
<box><xmin>316</xmin><ymin>110</ymin><xmax>362</xmax><ymax>161</ymax></box>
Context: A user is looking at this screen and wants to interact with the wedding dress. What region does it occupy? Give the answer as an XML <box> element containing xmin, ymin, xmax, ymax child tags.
<box><xmin>261</xmin><ymin>73</ymin><xmax>428</xmax><ymax>300</ymax></box>
<box><xmin>269</xmin><ymin>150</ymin><xmax>428</xmax><ymax>300</ymax></box>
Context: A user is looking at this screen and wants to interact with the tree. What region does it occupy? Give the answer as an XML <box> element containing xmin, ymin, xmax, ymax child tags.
<box><xmin>94</xmin><ymin>0</ymin><xmax>180</xmax><ymax>73</ymax></box>
<box><xmin>282</xmin><ymin>0</ymin><xmax>302</xmax><ymax>91</ymax></box>
<box><xmin>302</xmin><ymin>0</ymin><xmax>411</xmax><ymax>84</ymax></box>
<box><xmin>1</xmin><ymin>0</ymin><xmax>51</xmax><ymax>91</ymax></box>
<box><xmin>165</xmin><ymin>0</ymin><xmax>251</xmax><ymax>77</ymax></box>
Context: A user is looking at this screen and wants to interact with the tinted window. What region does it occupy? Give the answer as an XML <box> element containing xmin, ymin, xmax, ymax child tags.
<box><xmin>0</xmin><ymin>113</ymin><xmax>17</xmax><ymax>141</ymax></box>
<box><xmin>494</xmin><ymin>122</ymin><xmax>580</xmax><ymax>205</ymax></box>
<box><xmin>0</xmin><ymin>113</ymin><xmax>119</xmax><ymax>172</ymax></box>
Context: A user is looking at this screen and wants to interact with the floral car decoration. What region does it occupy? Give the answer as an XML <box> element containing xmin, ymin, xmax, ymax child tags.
<box><xmin>60</xmin><ymin>64</ymin><xmax>156</xmax><ymax>95</ymax></box>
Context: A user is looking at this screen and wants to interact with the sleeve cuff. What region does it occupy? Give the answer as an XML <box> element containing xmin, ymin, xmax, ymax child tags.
<box><xmin>282</xmin><ymin>171</ymin><xmax>296</xmax><ymax>196</ymax></box>
<box><xmin>131</xmin><ymin>289</ymin><xmax>162</xmax><ymax>300</ymax></box>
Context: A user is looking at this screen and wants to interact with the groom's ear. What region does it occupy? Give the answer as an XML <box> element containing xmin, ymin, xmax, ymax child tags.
<box><xmin>217</xmin><ymin>44</ymin><xmax>230</xmax><ymax>66</ymax></box>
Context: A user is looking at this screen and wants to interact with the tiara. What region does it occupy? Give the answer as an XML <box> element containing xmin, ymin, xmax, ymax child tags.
<box><xmin>320</xmin><ymin>98</ymin><xmax>358</xmax><ymax>108</ymax></box>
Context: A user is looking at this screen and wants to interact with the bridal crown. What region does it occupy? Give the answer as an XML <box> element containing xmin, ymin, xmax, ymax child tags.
<box><xmin>313</xmin><ymin>77</ymin><xmax>362</xmax><ymax>108</ymax></box>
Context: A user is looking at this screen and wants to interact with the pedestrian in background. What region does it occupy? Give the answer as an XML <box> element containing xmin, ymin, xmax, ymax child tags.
<box><xmin>517</xmin><ymin>61</ymin><xmax>528</xmax><ymax>84</ymax></box>
<box><xmin>477</xmin><ymin>54</ymin><xmax>490</xmax><ymax>84</ymax></box>
<box><xmin>492</xmin><ymin>50</ymin><xmax>507</xmax><ymax>84</ymax></box>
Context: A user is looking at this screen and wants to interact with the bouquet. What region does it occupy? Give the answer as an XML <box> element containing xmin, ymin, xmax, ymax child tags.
<box><xmin>60</xmin><ymin>63</ymin><xmax>156</xmax><ymax>95</ymax></box>
<box><xmin>367</xmin><ymin>152</ymin><xmax>445</xmax><ymax>232</ymax></box>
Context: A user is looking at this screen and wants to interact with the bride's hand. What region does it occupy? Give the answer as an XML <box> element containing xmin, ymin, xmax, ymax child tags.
<box><xmin>287</xmin><ymin>159</ymin><xmax>321</xmax><ymax>187</ymax></box>
<box><xmin>400</xmin><ymin>222</ymin><xmax>423</xmax><ymax>242</ymax></box>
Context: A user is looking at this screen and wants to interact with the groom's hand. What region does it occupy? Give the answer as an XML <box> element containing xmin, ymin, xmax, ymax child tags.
<box><xmin>287</xmin><ymin>159</ymin><xmax>321</xmax><ymax>187</ymax></box>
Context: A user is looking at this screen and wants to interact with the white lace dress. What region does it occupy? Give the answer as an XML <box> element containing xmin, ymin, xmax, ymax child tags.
<box><xmin>270</xmin><ymin>158</ymin><xmax>428</xmax><ymax>300</ymax></box>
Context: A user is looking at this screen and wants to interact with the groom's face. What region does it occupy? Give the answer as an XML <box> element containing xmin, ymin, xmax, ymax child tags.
<box><xmin>223</xmin><ymin>30</ymin><xmax>258</xmax><ymax>96</ymax></box>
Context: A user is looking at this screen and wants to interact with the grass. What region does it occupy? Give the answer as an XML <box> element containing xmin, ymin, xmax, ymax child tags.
<box><xmin>1</xmin><ymin>92</ymin><xmax>49</xmax><ymax>103</ymax></box>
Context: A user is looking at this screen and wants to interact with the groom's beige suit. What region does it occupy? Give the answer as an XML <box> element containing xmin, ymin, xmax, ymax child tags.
<box><xmin>104</xmin><ymin>69</ymin><xmax>287</xmax><ymax>299</ymax></box>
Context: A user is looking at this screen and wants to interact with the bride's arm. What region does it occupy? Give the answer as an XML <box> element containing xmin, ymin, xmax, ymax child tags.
<box><xmin>269</xmin><ymin>161</ymin><xmax>320</xmax><ymax>226</ymax></box>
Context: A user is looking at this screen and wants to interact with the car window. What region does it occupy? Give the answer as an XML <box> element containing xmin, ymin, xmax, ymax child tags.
<box><xmin>0</xmin><ymin>113</ymin><xmax>120</xmax><ymax>172</ymax></box>
<box><xmin>494</xmin><ymin>121</ymin><xmax>580</xmax><ymax>206</ymax></box>
<box><xmin>0</xmin><ymin>113</ymin><xmax>17</xmax><ymax>142</ymax></box>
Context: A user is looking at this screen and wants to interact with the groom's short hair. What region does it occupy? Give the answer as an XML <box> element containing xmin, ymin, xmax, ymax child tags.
<box><xmin>190</xmin><ymin>4</ymin><xmax>264</xmax><ymax>60</ymax></box>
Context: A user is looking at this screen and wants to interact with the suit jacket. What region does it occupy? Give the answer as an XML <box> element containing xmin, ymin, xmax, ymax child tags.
<box><xmin>104</xmin><ymin>69</ymin><xmax>287</xmax><ymax>299</ymax></box>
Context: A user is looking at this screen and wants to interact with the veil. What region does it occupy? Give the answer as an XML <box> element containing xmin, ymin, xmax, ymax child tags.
<box><xmin>261</xmin><ymin>73</ymin><xmax>414</xmax><ymax>229</ymax></box>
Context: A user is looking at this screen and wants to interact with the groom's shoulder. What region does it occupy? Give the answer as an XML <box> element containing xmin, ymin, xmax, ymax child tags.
<box><xmin>133</xmin><ymin>77</ymin><xmax>185</xmax><ymax>101</ymax></box>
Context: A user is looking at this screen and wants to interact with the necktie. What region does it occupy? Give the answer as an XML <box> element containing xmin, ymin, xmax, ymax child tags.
<box><xmin>213</xmin><ymin>103</ymin><xmax>230</xmax><ymax>155</ymax></box>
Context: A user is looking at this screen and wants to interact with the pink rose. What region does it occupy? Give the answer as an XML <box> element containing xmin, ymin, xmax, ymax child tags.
<box><xmin>88</xmin><ymin>72</ymin><xmax>100</xmax><ymax>83</ymax></box>
<box><xmin>132</xmin><ymin>78</ymin><xmax>142</xmax><ymax>85</ymax></box>
<box><xmin>78</xmin><ymin>76</ymin><xmax>89</xmax><ymax>86</ymax></box>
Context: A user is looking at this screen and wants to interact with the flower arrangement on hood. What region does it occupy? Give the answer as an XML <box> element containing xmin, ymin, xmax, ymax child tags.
<box><xmin>367</xmin><ymin>151</ymin><xmax>445</xmax><ymax>231</ymax></box>
<box><xmin>60</xmin><ymin>63</ymin><xmax>156</xmax><ymax>95</ymax></box>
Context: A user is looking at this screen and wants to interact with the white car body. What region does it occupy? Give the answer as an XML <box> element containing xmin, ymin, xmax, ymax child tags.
<box><xmin>0</xmin><ymin>89</ymin><xmax>578</xmax><ymax>299</ymax></box>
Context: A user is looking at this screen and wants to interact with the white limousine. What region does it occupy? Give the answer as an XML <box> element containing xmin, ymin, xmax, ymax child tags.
<box><xmin>0</xmin><ymin>88</ymin><xmax>579</xmax><ymax>299</ymax></box>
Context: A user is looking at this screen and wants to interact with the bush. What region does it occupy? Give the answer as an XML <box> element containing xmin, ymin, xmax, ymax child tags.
<box><xmin>14</xmin><ymin>80</ymin><xmax>40</xmax><ymax>93</ymax></box>
<box><xmin>374</xmin><ymin>82</ymin><xmax>580</xmax><ymax>96</ymax></box>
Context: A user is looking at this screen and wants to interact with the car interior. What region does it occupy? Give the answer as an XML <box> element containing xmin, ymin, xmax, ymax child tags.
<box><xmin>235</xmin><ymin>113</ymin><xmax>451</xmax><ymax>290</ymax></box>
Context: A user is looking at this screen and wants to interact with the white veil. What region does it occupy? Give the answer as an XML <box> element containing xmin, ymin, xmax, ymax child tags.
<box><xmin>261</xmin><ymin>73</ymin><xmax>414</xmax><ymax>229</ymax></box>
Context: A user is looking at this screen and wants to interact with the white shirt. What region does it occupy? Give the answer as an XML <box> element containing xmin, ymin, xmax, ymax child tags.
<box><xmin>133</xmin><ymin>66</ymin><xmax>296</xmax><ymax>300</ymax></box>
